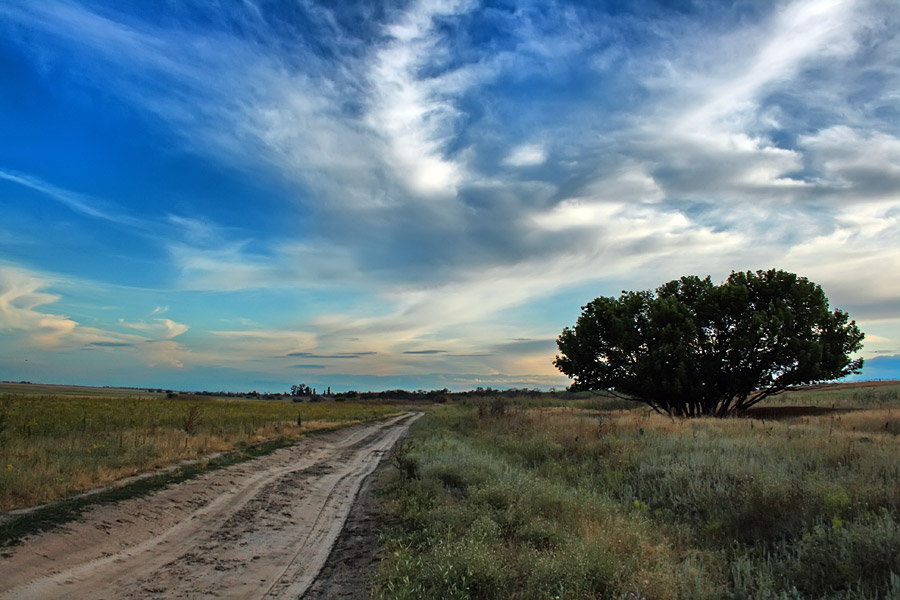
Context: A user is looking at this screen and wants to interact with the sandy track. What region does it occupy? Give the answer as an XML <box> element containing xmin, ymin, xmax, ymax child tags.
<box><xmin>0</xmin><ymin>412</ymin><xmax>419</xmax><ymax>599</ymax></box>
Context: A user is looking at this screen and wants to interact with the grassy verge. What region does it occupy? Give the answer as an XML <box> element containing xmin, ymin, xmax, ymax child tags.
<box><xmin>0</xmin><ymin>434</ymin><xmax>304</xmax><ymax>549</ymax></box>
<box><xmin>374</xmin><ymin>387</ymin><xmax>900</xmax><ymax>599</ymax></box>
<box><xmin>0</xmin><ymin>393</ymin><xmax>400</xmax><ymax>512</ymax></box>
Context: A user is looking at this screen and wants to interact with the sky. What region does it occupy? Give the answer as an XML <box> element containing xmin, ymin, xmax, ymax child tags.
<box><xmin>0</xmin><ymin>0</ymin><xmax>898</xmax><ymax>393</ymax></box>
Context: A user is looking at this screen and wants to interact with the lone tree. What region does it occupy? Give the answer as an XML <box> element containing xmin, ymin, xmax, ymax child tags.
<box><xmin>554</xmin><ymin>269</ymin><xmax>864</xmax><ymax>416</ymax></box>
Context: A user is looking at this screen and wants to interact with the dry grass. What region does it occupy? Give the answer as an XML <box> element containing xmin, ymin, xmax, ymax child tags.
<box><xmin>0</xmin><ymin>394</ymin><xmax>400</xmax><ymax>512</ymax></box>
<box><xmin>376</xmin><ymin>387</ymin><xmax>900</xmax><ymax>599</ymax></box>
<box><xmin>0</xmin><ymin>382</ymin><xmax>165</xmax><ymax>399</ymax></box>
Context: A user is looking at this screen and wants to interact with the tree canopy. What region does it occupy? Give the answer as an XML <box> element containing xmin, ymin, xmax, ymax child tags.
<box><xmin>554</xmin><ymin>269</ymin><xmax>865</xmax><ymax>416</ymax></box>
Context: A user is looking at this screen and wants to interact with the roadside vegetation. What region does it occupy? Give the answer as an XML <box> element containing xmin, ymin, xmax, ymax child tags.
<box><xmin>374</xmin><ymin>383</ymin><xmax>900</xmax><ymax>599</ymax></box>
<box><xmin>0</xmin><ymin>392</ymin><xmax>400</xmax><ymax>512</ymax></box>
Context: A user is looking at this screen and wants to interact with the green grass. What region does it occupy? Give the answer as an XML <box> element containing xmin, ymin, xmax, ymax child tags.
<box><xmin>374</xmin><ymin>385</ymin><xmax>900</xmax><ymax>599</ymax></box>
<box><xmin>0</xmin><ymin>393</ymin><xmax>401</xmax><ymax>512</ymax></box>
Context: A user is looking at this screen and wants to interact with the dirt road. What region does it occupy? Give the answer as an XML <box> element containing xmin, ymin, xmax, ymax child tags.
<box><xmin>0</xmin><ymin>412</ymin><xmax>419</xmax><ymax>599</ymax></box>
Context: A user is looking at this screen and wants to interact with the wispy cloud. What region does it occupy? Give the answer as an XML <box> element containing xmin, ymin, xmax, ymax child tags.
<box><xmin>675</xmin><ymin>0</ymin><xmax>859</xmax><ymax>134</ymax></box>
<box><xmin>364</xmin><ymin>0</ymin><xmax>475</xmax><ymax>197</ymax></box>
<box><xmin>287</xmin><ymin>352</ymin><xmax>378</xmax><ymax>359</ymax></box>
<box><xmin>0</xmin><ymin>169</ymin><xmax>145</xmax><ymax>229</ymax></box>
<box><xmin>89</xmin><ymin>341</ymin><xmax>134</xmax><ymax>348</ymax></box>
<box><xmin>0</xmin><ymin>265</ymin><xmax>110</xmax><ymax>349</ymax></box>
<box><xmin>0</xmin><ymin>265</ymin><xmax>188</xmax><ymax>368</ymax></box>
<box><xmin>210</xmin><ymin>329</ymin><xmax>317</xmax><ymax>356</ymax></box>
<box><xmin>503</xmin><ymin>144</ymin><xmax>547</xmax><ymax>167</ymax></box>
<box><xmin>1</xmin><ymin>0</ymin><xmax>897</xmax><ymax>387</ymax></box>
<box><xmin>119</xmin><ymin>318</ymin><xmax>189</xmax><ymax>340</ymax></box>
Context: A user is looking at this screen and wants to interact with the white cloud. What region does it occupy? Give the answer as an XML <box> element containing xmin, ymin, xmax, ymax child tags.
<box><xmin>503</xmin><ymin>144</ymin><xmax>547</xmax><ymax>167</ymax></box>
<box><xmin>677</xmin><ymin>0</ymin><xmax>858</xmax><ymax>134</ymax></box>
<box><xmin>167</xmin><ymin>236</ymin><xmax>362</xmax><ymax>292</ymax></box>
<box><xmin>364</xmin><ymin>0</ymin><xmax>476</xmax><ymax>197</ymax></box>
<box><xmin>119</xmin><ymin>318</ymin><xmax>188</xmax><ymax>339</ymax></box>
<box><xmin>142</xmin><ymin>340</ymin><xmax>188</xmax><ymax>369</ymax></box>
<box><xmin>0</xmin><ymin>266</ymin><xmax>124</xmax><ymax>349</ymax></box>
<box><xmin>0</xmin><ymin>265</ymin><xmax>189</xmax><ymax>369</ymax></box>
<box><xmin>168</xmin><ymin>242</ymin><xmax>277</xmax><ymax>291</ymax></box>
<box><xmin>307</xmin><ymin>212</ymin><xmax>744</xmax><ymax>368</ymax></box>
<box><xmin>783</xmin><ymin>200</ymin><xmax>900</xmax><ymax>320</ymax></box>
<box><xmin>204</xmin><ymin>328</ymin><xmax>319</xmax><ymax>367</ymax></box>
<box><xmin>799</xmin><ymin>126</ymin><xmax>900</xmax><ymax>199</ymax></box>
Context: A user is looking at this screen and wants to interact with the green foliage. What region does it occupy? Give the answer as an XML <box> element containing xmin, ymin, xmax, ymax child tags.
<box><xmin>391</xmin><ymin>439</ymin><xmax>420</xmax><ymax>482</ymax></box>
<box><xmin>555</xmin><ymin>269</ymin><xmax>865</xmax><ymax>416</ymax></box>
<box><xmin>786</xmin><ymin>510</ymin><xmax>900</xmax><ymax>597</ymax></box>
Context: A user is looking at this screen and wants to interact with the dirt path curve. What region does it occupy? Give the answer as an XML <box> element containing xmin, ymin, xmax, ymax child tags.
<box><xmin>0</xmin><ymin>412</ymin><xmax>420</xmax><ymax>600</ymax></box>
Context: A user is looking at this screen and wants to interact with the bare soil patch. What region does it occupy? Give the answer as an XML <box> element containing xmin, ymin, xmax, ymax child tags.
<box><xmin>303</xmin><ymin>455</ymin><xmax>400</xmax><ymax>600</ymax></box>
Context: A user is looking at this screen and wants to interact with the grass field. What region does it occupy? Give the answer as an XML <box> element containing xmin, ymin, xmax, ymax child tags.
<box><xmin>0</xmin><ymin>389</ymin><xmax>401</xmax><ymax>512</ymax></box>
<box><xmin>0</xmin><ymin>382</ymin><xmax>167</xmax><ymax>399</ymax></box>
<box><xmin>374</xmin><ymin>383</ymin><xmax>900</xmax><ymax>599</ymax></box>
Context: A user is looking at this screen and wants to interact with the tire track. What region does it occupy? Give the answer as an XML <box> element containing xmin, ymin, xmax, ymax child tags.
<box><xmin>0</xmin><ymin>412</ymin><xmax>419</xmax><ymax>600</ymax></box>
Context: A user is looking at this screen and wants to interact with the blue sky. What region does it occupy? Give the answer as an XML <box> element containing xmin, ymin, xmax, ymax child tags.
<box><xmin>1</xmin><ymin>0</ymin><xmax>898</xmax><ymax>393</ymax></box>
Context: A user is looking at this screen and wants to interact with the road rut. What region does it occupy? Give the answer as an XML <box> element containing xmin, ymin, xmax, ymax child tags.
<box><xmin>0</xmin><ymin>412</ymin><xmax>419</xmax><ymax>599</ymax></box>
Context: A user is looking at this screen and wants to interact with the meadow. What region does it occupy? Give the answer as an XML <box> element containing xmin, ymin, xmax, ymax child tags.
<box><xmin>0</xmin><ymin>388</ymin><xmax>400</xmax><ymax>512</ymax></box>
<box><xmin>374</xmin><ymin>383</ymin><xmax>900</xmax><ymax>599</ymax></box>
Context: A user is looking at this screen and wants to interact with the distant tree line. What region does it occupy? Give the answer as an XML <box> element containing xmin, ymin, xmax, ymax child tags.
<box><xmin>332</xmin><ymin>388</ymin><xmax>451</xmax><ymax>401</ymax></box>
<box><xmin>148</xmin><ymin>385</ymin><xmax>582</xmax><ymax>403</ymax></box>
<box><xmin>153</xmin><ymin>388</ymin><xmax>293</xmax><ymax>401</ymax></box>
